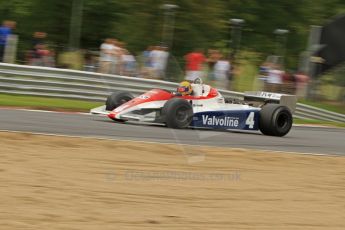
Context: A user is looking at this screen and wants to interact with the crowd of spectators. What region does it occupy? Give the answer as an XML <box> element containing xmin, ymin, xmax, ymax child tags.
<box><xmin>140</xmin><ymin>45</ymin><xmax>169</xmax><ymax>79</ymax></box>
<box><xmin>98</xmin><ymin>38</ymin><xmax>136</xmax><ymax>76</ymax></box>
<box><xmin>0</xmin><ymin>19</ymin><xmax>56</xmax><ymax>67</ymax></box>
<box><xmin>89</xmin><ymin>43</ymin><xmax>234</xmax><ymax>90</ymax></box>
<box><xmin>184</xmin><ymin>48</ymin><xmax>232</xmax><ymax>90</ymax></box>
<box><xmin>97</xmin><ymin>42</ymin><xmax>171</xmax><ymax>79</ymax></box>
<box><xmin>259</xmin><ymin>62</ymin><xmax>310</xmax><ymax>98</ymax></box>
<box><xmin>26</xmin><ymin>31</ymin><xmax>56</xmax><ymax>67</ymax></box>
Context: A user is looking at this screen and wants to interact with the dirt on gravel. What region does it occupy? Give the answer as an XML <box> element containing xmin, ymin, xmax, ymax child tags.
<box><xmin>0</xmin><ymin>131</ymin><xmax>344</xmax><ymax>230</ymax></box>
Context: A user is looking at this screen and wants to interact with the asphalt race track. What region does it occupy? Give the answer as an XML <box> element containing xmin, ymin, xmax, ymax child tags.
<box><xmin>0</xmin><ymin>108</ymin><xmax>344</xmax><ymax>155</ymax></box>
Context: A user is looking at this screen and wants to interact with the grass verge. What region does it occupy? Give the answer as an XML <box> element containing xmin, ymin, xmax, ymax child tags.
<box><xmin>0</xmin><ymin>93</ymin><xmax>103</xmax><ymax>112</ymax></box>
<box><xmin>294</xmin><ymin>118</ymin><xmax>345</xmax><ymax>128</ymax></box>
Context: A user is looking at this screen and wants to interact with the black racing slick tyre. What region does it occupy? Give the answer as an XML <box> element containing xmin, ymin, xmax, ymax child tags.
<box><xmin>162</xmin><ymin>98</ymin><xmax>193</xmax><ymax>129</ymax></box>
<box><xmin>259</xmin><ymin>104</ymin><xmax>293</xmax><ymax>137</ymax></box>
<box><xmin>105</xmin><ymin>91</ymin><xmax>134</xmax><ymax>111</ymax></box>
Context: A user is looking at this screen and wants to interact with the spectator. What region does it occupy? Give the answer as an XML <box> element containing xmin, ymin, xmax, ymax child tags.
<box><xmin>150</xmin><ymin>45</ymin><xmax>169</xmax><ymax>79</ymax></box>
<box><xmin>99</xmin><ymin>38</ymin><xmax>116</xmax><ymax>74</ymax></box>
<box><xmin>207</xmin><ymin>49</ymin><xmax>221</xmax><ymax>81</ymax></box>
<box><xmin>228</xmin><ymin>55</ymin><xmax>236</xmax><ymax>90</ymax></box>
<box><xmin>281</xmin><ymin>70</ymin><xmax>297</xmax><ymax>94</ymax></box>
<box><xmin>111</xmin><ymin>39</ymin><xmax>123</xmax><ymax>74</ymax></box>
<box><xmin>184</xmin><ymin>48</ymin><xmax>206</xmax><ymax>81</ymax></box>
<box><xmin>258</xmin><ymin>62</ymin><xmax>271</xmax><ymax>90</ymax></box>
<box><xmin>266</xmin><ymin>64</ymin><xmax>284</xmax><ymax>92</ymax></box>
<box><xmin>32</xmin><ymin>32</ymin><xmax>46</xmax><ymax>49</ymax></box>
<box><xmin>213</xmin><ymin>54</ymin><xmax>231</xmax><ymax>90</ymax></box>
<box><xmin>28</xmin><ymin>32</ymin><xmax>55</xmax><ymax>67</ymax></box>
<box><xmin>294</xmin><ymin>71</ymin><xmax>310</xmax><ymax>98</ymax></box>
<box><xmin>0</xmin><ymin>20</ymin><xmax>16</xmax><ymax>62</ymax></box>
<box><xmin>143</xmin><ymin>45</ymin><xmax>153</xmax><ymax>67</ymax></box>
<box><xmin>140</xmin><ymin>46</ymin><xmax>154</xmax><ymax>78</ymax></box>
<box><xmin>121</xmin><ymin>49</ymin><xmax>136</xmax><ymax>76</ymax></box>
<box><xmin>83</xmin><ymin>50</ymin><xmax>97</xmax><ymax>72</ymax></box>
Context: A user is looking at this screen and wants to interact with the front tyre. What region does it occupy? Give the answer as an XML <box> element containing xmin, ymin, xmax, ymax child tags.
<box><xmin>259</xmin><ymin>104</ymin><xmax>293</xmax><ymax>137</ymax></box>
<box><xmin>162</xmin><ymin>98</ymin><xmax>193</xmax><ymax>129</ymax></box>
<box><xmin>105</xmin><ymin>91</ymin><xmax>134</xmax><ymax>111</ymax></box>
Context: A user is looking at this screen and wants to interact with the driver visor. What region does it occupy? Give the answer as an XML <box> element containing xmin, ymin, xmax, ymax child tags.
<box><xmin>178</xmin><ymin>87</ymin><xmax>189</xmax><ymax>92</ymax></box>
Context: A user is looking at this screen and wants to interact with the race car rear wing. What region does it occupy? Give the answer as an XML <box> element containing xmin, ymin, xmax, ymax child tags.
<box><xmin>244</xmin><ymin>91</ymin><xmax>297</xmax><ymax>113</ymax></box>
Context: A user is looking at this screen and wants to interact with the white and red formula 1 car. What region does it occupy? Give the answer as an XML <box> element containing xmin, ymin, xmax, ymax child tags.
<box><xmin>91</xmin><ymin>79</ymin><xmax>297</xmax><ymax>136</ymax></box>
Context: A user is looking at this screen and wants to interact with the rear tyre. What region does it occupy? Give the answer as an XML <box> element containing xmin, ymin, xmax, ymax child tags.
<box><xmin>105</xmin><ymin>91</ymin><xmax>134</xmax><ymax>111</ymax></box>
<box><xmin>259</xmin><ymin>104</ymin><xmax>293</xmax><ymax>137</ymax></box>
<box><xmin>162</xmin><ymin>98</ymin><xmax>193</xmax><ymax>129</ymax></box>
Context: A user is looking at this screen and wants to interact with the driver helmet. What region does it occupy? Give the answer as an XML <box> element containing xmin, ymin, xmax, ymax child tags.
<box><xmin>177</xmin><ymin>81</ymin><xmax>193</xmax><ymax>96</ymax></box>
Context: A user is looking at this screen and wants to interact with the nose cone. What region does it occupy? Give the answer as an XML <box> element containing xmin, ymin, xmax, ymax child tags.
<box><xmin>108</xmin><ymin>112</ymin><xmax>116</xmax><ymax>119</ymax></box>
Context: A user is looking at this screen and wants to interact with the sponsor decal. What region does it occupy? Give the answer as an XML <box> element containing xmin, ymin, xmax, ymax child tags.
<box><xmin>258</xmin><ymin>92</ymin><xmax>281</xmax><ymax>99</ymax></box>
<box><xmin>218</xmin><ymin>98</ymin><xmax>225</xmax><ymax>103</ymax></box>
<box><xmin>201</xmin><ymin>115</ymin><xmax>239</xmax><ymax>127</ymax></box>
<box><xmin>192</xmin><ymin>110</ymin><xmax>259</xmax><ymax>130</ymax></box>
<box><xmin>138</xmin><ymin>95</ymin><xmax>150</xmax><ymax>100</ymax></box>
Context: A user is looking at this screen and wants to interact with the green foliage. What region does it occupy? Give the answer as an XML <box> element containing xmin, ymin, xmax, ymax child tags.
<box><xmin>1</xmin><ymin>0</ymin><xmax>345</xmax><ymax>67</ymax></box>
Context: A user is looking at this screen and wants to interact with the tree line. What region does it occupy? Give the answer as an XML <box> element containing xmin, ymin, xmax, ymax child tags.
<box><xmin>1</xmin><ymin>0</ymin><xmax>345</xmax><ymax>68</ymax></box>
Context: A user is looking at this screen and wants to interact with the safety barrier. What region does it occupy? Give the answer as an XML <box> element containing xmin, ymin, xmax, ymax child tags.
<box><xmin>0</xmin><ymin>63</ymin><xmax>344</xmax><ymax>123</ymax></box>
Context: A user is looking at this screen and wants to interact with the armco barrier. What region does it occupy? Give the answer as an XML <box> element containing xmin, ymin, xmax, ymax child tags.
<box><xmin>0</xmin><ymin>63</ymin><xmax>344</xmax><ymax>123</ymax></box>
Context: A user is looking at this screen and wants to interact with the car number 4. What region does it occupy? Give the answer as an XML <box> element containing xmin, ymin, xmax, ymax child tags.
<box><xmin>245</xmin><ymin>112</ymin><xmax>255</xmax><ymax>129</ymax></box>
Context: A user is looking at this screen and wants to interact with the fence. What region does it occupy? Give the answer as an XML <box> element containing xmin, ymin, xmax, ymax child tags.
<box><xmin>0</xmin><ymin>63</ymin><xmax>344</xmax><ymax>123</ymax></box>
